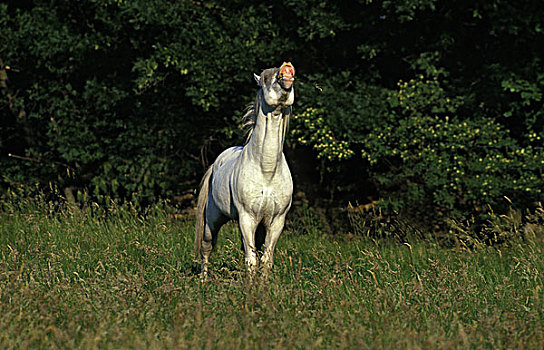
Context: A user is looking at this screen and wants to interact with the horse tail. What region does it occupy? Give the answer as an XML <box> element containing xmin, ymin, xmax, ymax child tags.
<box><xmin>195</xmin><ymin>166</ymin><xmax>213</xmax><ymax>260</ymax></box>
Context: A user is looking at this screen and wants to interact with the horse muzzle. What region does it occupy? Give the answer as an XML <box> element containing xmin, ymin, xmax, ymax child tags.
<box><xmin>278</xmin><ymin>62</ymin><xmax>295</xmax><ymax>90</ymax></box>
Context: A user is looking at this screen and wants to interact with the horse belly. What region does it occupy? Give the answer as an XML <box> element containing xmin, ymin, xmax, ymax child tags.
<box><xmin>210</xmin><ymin>167</ymin><xmax>238</xmax><ymax>220</ymax></box>
<box><xmin>211</xmin><ymin>191</ymin><xmax>237</xmax><ymax>220</ymax></box>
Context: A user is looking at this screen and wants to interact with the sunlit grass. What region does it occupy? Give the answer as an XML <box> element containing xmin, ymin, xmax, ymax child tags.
<box><xmin>1</xmin><ymin>199</ymin><xmax>543</xmax><ymax>349</ymax></box>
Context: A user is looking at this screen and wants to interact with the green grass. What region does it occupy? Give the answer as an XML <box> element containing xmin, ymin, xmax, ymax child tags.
<box><xmin>1</xmin><ymin>200</ymin><xmax>543</xmax><ymax>349</ymax></box>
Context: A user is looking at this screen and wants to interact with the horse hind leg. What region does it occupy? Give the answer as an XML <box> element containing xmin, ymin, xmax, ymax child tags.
<box><xmin>201</xmin><ymin>222</ymin><xmax>215</xmax><ymax>279</ymax></box>
<box><xmin>201</xmin><ymin>200</ymin><xmax>227</xmax><ymax>279</ymax></box>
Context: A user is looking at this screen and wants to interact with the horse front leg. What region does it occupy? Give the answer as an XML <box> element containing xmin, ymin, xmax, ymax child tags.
<box><xmin>261</xmin><ymin>214</ymin><xmax>287</xmax><ymax>273</ymax></box>
<box><xmin>238</xmin><ymin>212</ymin><xmax>259</xmax><ymax>276</ymax></box>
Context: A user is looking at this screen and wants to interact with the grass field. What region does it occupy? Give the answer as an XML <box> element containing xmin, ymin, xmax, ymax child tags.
<box><xmin>1</xmin><ymin>199</ymin><xmax>543</xmax><ymax>349</ymax></box>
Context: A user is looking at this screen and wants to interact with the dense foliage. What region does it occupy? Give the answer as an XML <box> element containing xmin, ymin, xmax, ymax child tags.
<box><xmin>1</xmin><ymin>0</ymin><xmax>543</xmax><ymax>222</ymax></box>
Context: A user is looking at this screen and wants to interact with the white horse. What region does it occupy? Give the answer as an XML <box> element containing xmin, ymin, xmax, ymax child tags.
<box><xmin>195</xmin><ymin>62</ymin><xmax>295</xmax><ymax>278</ymax></box>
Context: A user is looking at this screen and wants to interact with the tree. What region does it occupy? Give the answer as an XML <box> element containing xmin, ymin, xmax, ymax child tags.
<box><xmin>1</xmin><ymin>0</ymin><xmax>542</xmax><ymax>224</ymax></box>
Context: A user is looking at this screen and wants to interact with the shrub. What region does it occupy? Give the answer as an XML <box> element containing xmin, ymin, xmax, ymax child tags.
<box><xmin>360</xmin><ymin>75</ymin><xmax>544</xmax><ymax>219</ymax></box>
<box><xmin>291</xmin><ymin>107</ymin><xmax>354</xmax><ymax>162</ymax></box>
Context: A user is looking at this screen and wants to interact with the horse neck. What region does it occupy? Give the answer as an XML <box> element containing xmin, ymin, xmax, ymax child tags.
<box><xmin>243</xmin><ymin>103</ymin><xmax>287</xmax><ymax>179</ymax></box>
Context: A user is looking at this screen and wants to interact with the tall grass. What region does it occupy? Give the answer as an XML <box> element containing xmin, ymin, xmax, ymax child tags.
<box><xmin>1</xmin><ymin>197</ymin><xmax>543</xmax><ymax>349</ymax></box>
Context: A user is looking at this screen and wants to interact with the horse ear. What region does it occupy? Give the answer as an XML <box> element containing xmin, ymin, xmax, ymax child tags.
<box><xmin>253</xmin><ymin>73</ymin><xmax>261</xmax><ymax>86</ymax></box>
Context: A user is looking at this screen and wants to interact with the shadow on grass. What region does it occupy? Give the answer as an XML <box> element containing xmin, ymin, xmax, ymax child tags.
<box><xmin>181</xmin><ymin>260</ymin><xmax>246</xmax><ymax>282</ymax></box>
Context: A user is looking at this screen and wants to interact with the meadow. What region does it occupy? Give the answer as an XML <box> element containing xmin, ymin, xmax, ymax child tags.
<box><xmin>1</xmin><ymin>198</ymin><xmax>543</xmax><ymax>349</ymax></box>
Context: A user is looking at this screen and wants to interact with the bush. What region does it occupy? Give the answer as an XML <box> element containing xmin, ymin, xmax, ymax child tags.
<box><xmin>291</xmin><ymin>107</ymin><xmax>354</xmax><ymax>162</ymax></box>
<box><xmin>292</xmin><ymin>72</ymin><xmax>544</xmax><ymax>224</ymax></box>
<box><xmin>360</xmin><ymin>74</ymin><xmax>543</xmax><ymax>219</ymax></box>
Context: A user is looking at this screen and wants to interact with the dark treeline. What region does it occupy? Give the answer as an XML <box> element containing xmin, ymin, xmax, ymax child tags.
<box><xmin>1</xmin><ymin>0</ymin><xmax>543</xmax><ymax>226</ymax></box>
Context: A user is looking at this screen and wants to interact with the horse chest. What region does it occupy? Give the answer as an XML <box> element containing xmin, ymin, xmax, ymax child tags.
<box><xmin>237</xmin><ymin>172</ymin><xmax>292</xmax><ymax>218</ymax></box>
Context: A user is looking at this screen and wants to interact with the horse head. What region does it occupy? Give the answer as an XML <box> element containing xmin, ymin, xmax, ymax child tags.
<box><xmin>253</xmin><ymin>62</ymin><xmax>295</xmax><ymax>108</ymax></box>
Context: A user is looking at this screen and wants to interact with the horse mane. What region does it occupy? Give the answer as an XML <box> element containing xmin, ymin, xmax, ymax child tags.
<box><xmin>242</xmin><ymin>89</ymin><xmax>261</xmax><ymax>143</ymax></box>
<box><xmin>242</xmin><ymin>87</ymin><xmax>291</xmax><ymax>145</ymax></box>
